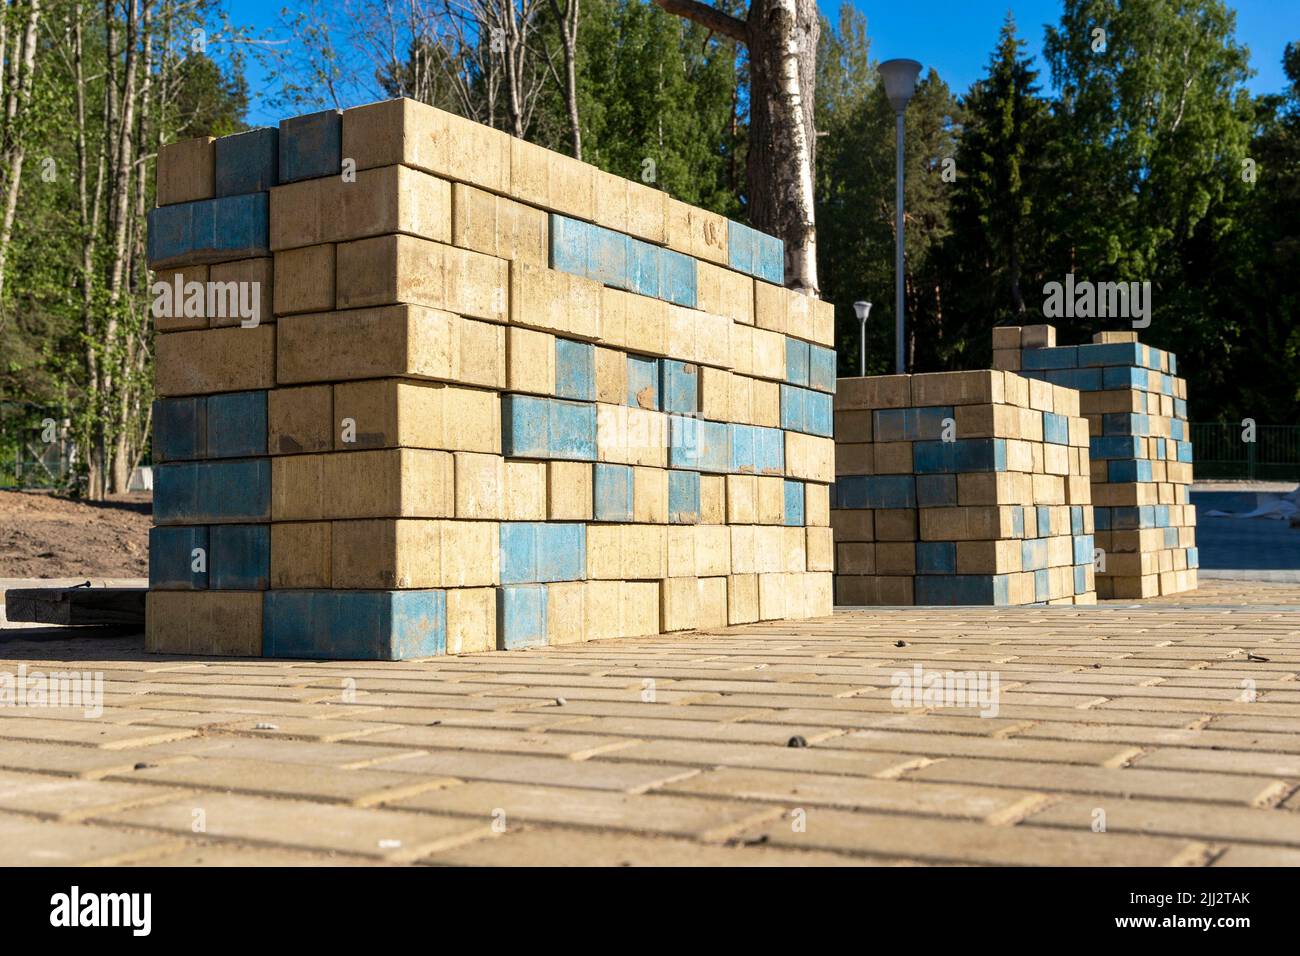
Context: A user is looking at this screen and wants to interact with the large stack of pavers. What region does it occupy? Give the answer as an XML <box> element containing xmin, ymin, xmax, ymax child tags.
<box><xmin>145</xmin><ymin>98</ymin><xmax>836</xmax><ymax>659</ymax></box>
<box><xmin>832</xmin><ymin>369</ymin><xmax>1097</xmax><ymax>605</ymax></box>
<box><xmin>993</xmin><ymin>324</ymin><xmax>1197</xmax><ymax>598</ymax></box>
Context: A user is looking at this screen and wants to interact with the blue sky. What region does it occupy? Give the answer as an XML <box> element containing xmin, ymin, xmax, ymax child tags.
<box><xmin>226</xmin><ymin>0</ymin><xmax>1298</xmax><ymax>125</ymax></box>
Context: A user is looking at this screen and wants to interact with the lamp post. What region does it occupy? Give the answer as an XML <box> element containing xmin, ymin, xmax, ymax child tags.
<box><xmin>879</xmin><ymin>58</ymin><xmax>922</xmax><ymax>375</ymax></box>
<box><xmin>853</xmin><ymin>301</ymin><xmax>872</xmax><ymax>375</ymax></box>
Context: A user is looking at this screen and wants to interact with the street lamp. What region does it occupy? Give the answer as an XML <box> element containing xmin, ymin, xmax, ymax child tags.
<box><xmin>879</xmin><ymin>58</ymin><xmax>922</xmax><ymax>375</ymax></box>
<box><xmin>853</xmin><ymin>301</ymin><xmax>872</xmax><ymax>375</ymax></box>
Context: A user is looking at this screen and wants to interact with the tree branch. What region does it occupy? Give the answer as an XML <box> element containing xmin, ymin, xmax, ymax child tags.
<box><xmin>653</xmin><ymin>0</ymin><xmax>749</xmax><ymax>45</ymax></box>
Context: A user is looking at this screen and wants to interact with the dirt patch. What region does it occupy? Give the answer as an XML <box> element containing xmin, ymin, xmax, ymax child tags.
<box><xmin>0</xmin><ymin>490</ymin><xmax>150</xmax><ymax>578</ymax></box>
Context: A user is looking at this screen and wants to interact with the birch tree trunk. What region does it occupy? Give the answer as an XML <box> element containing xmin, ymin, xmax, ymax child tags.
<box><xmin>0</xmin><ymin>0</ymin><xmax>43</xmax><ymax>310</ymax></box>
<box><xmin>653</xmin><ymin>0</ymin><xmax>820</xmax><ymax>295</ymax></box>
<box><xmin>548</xmin><ymin>0</ymin><xmax>582</xmax><ymax>159</ymax></box>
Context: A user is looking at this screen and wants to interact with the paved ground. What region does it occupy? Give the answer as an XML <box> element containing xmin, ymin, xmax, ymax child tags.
<box><xmin>0</xmin><ymin>578</ymin><xmax>1298</xmax><ymax>866</ymax></box>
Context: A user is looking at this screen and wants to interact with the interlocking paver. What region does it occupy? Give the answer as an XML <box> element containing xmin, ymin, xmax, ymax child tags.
<box><xmin>2</xmin><ymin>577</ymin><xmax>1297</xmax><ymax>865</ymax></box>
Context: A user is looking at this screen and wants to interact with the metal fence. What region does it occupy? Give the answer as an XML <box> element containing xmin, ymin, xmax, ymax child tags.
<box><xmin>0</xmin><ymin>401</ymin><xmax>76</xmax><ymax>489</ymax></box>
<box><xmin>1190</xmin><ymin>422</ymin><xmax>1300</xmax><ymax>481</ymax></box>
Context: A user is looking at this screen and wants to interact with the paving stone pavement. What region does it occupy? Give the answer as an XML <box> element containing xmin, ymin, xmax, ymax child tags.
<box><xmin>0</xmin><ymin>578</ymin><xmax>1297</xmax><ymax>866</ymax></box>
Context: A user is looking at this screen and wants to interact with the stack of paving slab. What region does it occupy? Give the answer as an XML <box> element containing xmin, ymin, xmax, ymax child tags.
<box><xmin>832</xmin><ymin>370</ymin><xmax>1097</xmax><ymax>606</ymax></box>
<box><xmin>993</xmin><ymin>324</ymin><xmax>1197</xmax><ymax>598</ymax></box>
<box><xmin>145</xmin><ymin>97</ymin><xmax>836</xmax><ymax>660</ymax></box>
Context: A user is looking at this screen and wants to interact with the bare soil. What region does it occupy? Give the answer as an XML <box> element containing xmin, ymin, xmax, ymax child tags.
<box><xmin>0</xmin><ymin>489</ymin><xmax>150</xmax><ymax>577</ymax></box>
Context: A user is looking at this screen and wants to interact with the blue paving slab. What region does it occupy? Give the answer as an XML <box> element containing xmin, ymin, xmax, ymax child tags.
<box><xmin>726</xmin><ymin>219</ymin><xmax>755</xmax><ymax>275</ymax></box>
<box><xmin>916</xmin><ymin>541</ymin><xmax>956</xmax><ymax>574</ymax></box>
<box><xmin>627</xmin><ymin>238</ymin><xmax>660</xmax><ymax>298</ymax></box>
<box><xmin>554</xmin><ymin>339</ymin><xmax>596</xmax><ymax>402</ymax></box>
<box><xmin>214</xmin><ymin>127</ymin><xmax>279</xmax><ymax>197</ymax></box>
<box><xmin>1021</xmin><ymin>346</ymin><xmax>1078</xmax><ymax>370</ymax></box>
<box><xmin>146</xmin><ymin>193</ymin><xmax>270</xmax><ymax>268</ymax></box>
<box><xmin>148</xmin><ymin>525</ymin><xmax>208</xmax><ymax>589</ymax></box>
<box><xmin>785</xmin><ymin>338</ymin><xmax>810</xmax><ymax>386</ymax></box>
<box><xmin>497</xmin><ymin>585</ymin><xmax>548</xmax><ymax>650</ymax></box>
<box><xmin>153</xmin><ymin>396</ymin><xmax>206</xmax><ymax>463</ymax></box>
<box><xmin>278</xmin><ymin>108</ymin><xmax>342</xmax><ymax>183</ymax></box>
<box><xmin>1021</xmin><ymin>538</ymin><xmax>1048</xmax><ymax>572</ymax></box>
<box><xmin>1074</xmin><ymin>564</ymin><xmax>1089</xmax><ymax>594</ymax></box>
<box><xmin>1071</xmin><ymin>505</ymin><xmax>1085</xmax><ymax>535</ymax></box>
<box><xmin>804</xmin><ymin>391</ymin><xmax>833</xmax><ymax>437</ymax></box>
<box><xmin>1101</xmin><ymin>412</ymin><xmax>1149</xmax><ymax>436</ymax></box>
<box><xmin>915</xmin><ymin>474</ymin><xmax>957</xmax><ymax>507</ymax></box>
<box><xmin>1089</xmin><ymin>435</ymin><xmax>1143</xmax><ymax>460</ymax></box>
<box><xmin>1076</xmin><ymin>342</ymin><xmax>1143</xmax><ymax>368</ymax></box>
<box><xmin>808</xmin><ymin>345</ymin><xmax>837</xmax><ymax>393</ymax></box>
<box><xmin>1103</xmin><ymin>366</ymin><xmax>1148</xmax><ymax>390</ymax></box>
<box><xmin>1108</xmin><ymin>459</ymin><xmax>1153</xmax><ymax>482</ymax></box>
<box><xmin>915</xmin><ymin>574</ymin><xmax>1010</xmax><ymax>605</ymax></box>
<box><xmin>154</xmin><ymin>458</ymin><xmax>271</xmax><ymax>524</ymax></box>
<box><xmin>206</xmin><ymin>390</ymin><xmax>267</xmax><ymax>459</ymax></box>
<box><xmin>587</xmin><ymin>225</ymin><xmax>629</xmax><ymax>288</ymax></box>
<box><xmin>627</xmin><ymin>355</ymin><xmax>660</xmax><ymax>410</ymax></box>
<box><xmin>1042</xmin><ymin>412</ymin><xmax>1070</xmax><ymax>446</ymax></box>
<box><xmin>874</xmin><ymin>406</ymin><xmax>953</xmax><ymax>443</ymax></box>
<box><xmin>835</xmin><ymin>474</ymin><xmax>916</xmax><ymax>510</ymax></box>
<box><xmin>661</xmin><ymin>360</ymin><xmax>700</xmax><ymax>414</ymax></box>
<box><xmin>1034</xmin><ymin>568</ymin><xmax>1051</xmax><ymax>602</ymax></box>
<box><xmin>501</xmin><ymin>395</ymin><xmax>596</xmax><ymax>460</ymax></box>
<box><xmin>756</xmin><ymin>426</ymin><xmax>785</xmax><ymax>475</ymax></box>
<box><xmin>264</xmin><ymin>589</ymin><xmax>447</xmax><ymax>660</ymax></box>
<box><xmin>783</xmin><ymin>480</ymin><xmax>804</xmax><ymax>527</ymax></box>
<box><xmin>668</xmin><ymin>469</ymin><xmax>701</xmax><ymax>524</ymax></box>
<box><xmin>753</xmin><ymin>231</ymin><xmax>785</xmax><ymax>284</ymax></box>
<box><xmin>499</xmin><ymin>522</ymin><xmax>586</xmax><ymax>583</ymax></box>
<box><xmin>913</xmin><ymin>438</ymin><xmax>1007</xmax><ymax>474</ymax></box>
<box><xmin>730</xmin><ymin>423</ymin><xmax>756</xmax><ymax>474</ymax></box>
<box><xmin>549</xmin><ymin>215</ymin><xmax>591</xmax><ymax>276</ymax></box>
<box><xmin>780</xmin><ymin>384</ymin><xmax>806</xmax><ymax>433</ymax></box>
<box><xmin>669</xmin><ymin>416</ymin><xmax>730</xmax><ymax>473</ymax></box>
<box><xmin>593</xmin><ymin>464</ymin><xmax>634</xmax><ymax>522</ymax></box>
<box><xmin>658</xmin><ymin>248</ymin><xmax>697</xmax><ymax>307</ymax></box>
<box><xmin>209</xmin><ymin>523</ymin><xmax>270</xmax><ymax>590</ymax></box>
<box><xmin>1072</xmin><ymin>533</ymin><xmax>1095</xmax><ymax>566</ymax></box>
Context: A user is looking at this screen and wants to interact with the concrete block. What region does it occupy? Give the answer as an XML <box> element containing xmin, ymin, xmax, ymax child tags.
<box><xmin>634</xmin><ymin>466</ymin><xmax>669</xmax><ymax>524</ymax></box>
<box><xmin>269</xmin><ymin>165</ymin><xmax>451</xmax><ymax>251</ymax></box>
<box><xmin>501</xmin><ymin>394</ymin><xmax>597</xmax><ymax>461</ymax></box>
<box><xmin>555</xmin><ymin>338</ymin><xmax>596</xmax><ymax>401</ymax></box>
<box><xmin>546</xmin><ymin>581</ymin><xmax>587</xmax><ymax>645</ymax></box>
<box><xmin>206</xmin><ymin>390</ymin><xmax>267</xmax><ymax>459</ymax></box>
<box><xmin>152</xmin><ymin>265</ymin><xmax>210</xmax><ymax>333</ymax></box>
<box><xmin>783</xmin><ymin>479</ymin><xmax>805</xmax><ymax>527</ymax></box>
<box><xmin>591</xmin><ymin>346</ymin><xmax>627</xmax><ymax>407</ymax></box>
<box><xmin>153</xmin><ymin>396</ymin><xmax>206</xmax><ymax>463</ymax></box>
<box><xmin>785</xmin><ymin>431</ymin><xmax>832</xmax><ymax>482</ymax></box>
<box><xmin>155</xmin><ymin>458</ymin><xmax>271</xmax><ymax>525</ymax></box>
<box><xmin>727</xmin><ymin>573</ymin><xmax>759</xmax><ymax>624</ymax></box>
<box><xmin>278</xmin><ymin>305</ymin><xmax>504</xmax><ymax>389</ymax></box>
<box><xmin>696</xmin><ymin>261</ymin><xmax>754</xmax><ymax>326</ymax></box>
<box><xmin>210</xmin><ymin>524</ymin><xmax>270</xmax><ymax>590</ymax></box>
<box><xmin>207</xmin><ymin>257</ymin><xmax>273</xmax><ymax>329</ymax></box>
<box><xmin>452</xmin><ymin>183</ymin><xmax>547</xmax><ymax>266</ymax></box>
<box><xmin>149</xmin><ymin>525</ymin><xmax>208</xmax><ymax>589</ymax></box>
<box><xmin>1021</xmin><ymin>324</ymin><xmax>1056</xmax><ymax>348</ymax></box>
<box><xmin>758</xmin><ymin>475</ymin><xmax>785</xmax><ymax>525</ymax></box>
<box><xmin>661</xmin><ymin>360</ymin><xmax>700</xmax><ymax>414</ymax></box>
<box><xmin>146</xmin><ymin>590</ymin><xmax>261</xmax><ymax>656</ymax></box>
<box><xmin>270</xmin><ymin>521</ymin><xmax>331</xmax><ymax>589</ymax></box>
<box><xmin>332</xmin><ymin>380</ymin><xmax>499</xmax><ymax>453</ymax></box>
<box><xmin>726</xmin><ymin>475</ymin><xmax>757</xmax><ymax>524</ymax></box>
<box><xmin>268</xmin><ymin>385</ymin><xmax>333</xmax><ymax>456</ymax></box>
<box><xmin>667</xmin><ymin>525</ymin><xmax>696</xmax><ymax>577</ymax></box>
<box><xmin>806</xmin><ymin>526</ymin><xmax>833</xmax><ymax>571</ymax></box>
<box><xmin>696</xmin><ymin>576</ymin><xmax>728</xmax><ymax>628</ymax></box>
<box><xmin>156</xmin><ymin>137</ymin><xmax>214</xmax><ymax>206</ymax></box>
<box><xmin>343</xmin><ymin>98</ymin><xmax>510</xmax><ymax>193</ymax></box>
<box><xmin>509</xmin><ymin>262</ymin><xmax>601</xmax><ymax>341</ymax></box>
<box><xmin>667</xmin><ymin>469</ymin><xmax>701</xmax><ymax>524</ymax></box>
<box><xmin>669</xmin><ymin>416</ymin><xmax>731</xmax><ymax>473</ymax></box>
<box><xmin>506</xmin><ymin>326</ymin><xmax>556</xmax><ymax>396</ymax></box>
<box><xmin>453</xmin><ymin>452</ymin><xmax>504</xmax><ymax>519</ymax></box>
<box><xmin>214</xmin><ymin>127</ymin><xmax>278</xmax><ymax>197</ymax></box>
<box><xmin>278</xmin><ymin>108</ymin><xmax>342</xmax><ymax>183</ymax></box>
<box><xmin>547</xmin><ymin>461</ymin><xmax>593</xmax><ymax>520</ymax></box>
<box><xmin>661</xmin><ymin>576</ymin><xmax>699</xmax><ymax>632</ymax></box>
<box><xmin>264</xmin><ymin>588</ymin><xmax>445</xmax><ymax>660</ymax></box>
<box><xmin>658</xmin><ymin>247</ymin><xmax>697</xmax><ymax>307</ymax></box>
<box><xmin>499</xmin><ymin>522</ymin><xmax>586</xmax><ymax>584</ymax></box>
<box><xmin>503</xmin><ymin>460</ymin><xmax>547</xmax><ymax>520</ymax></box>
<box><xmin>627</xmin><ymin>355</ymin><xmax>660</xmax><ymax>410</ymax></box>
<box><xmin>593</xmin><ymin>463</ymin><xmax>634</xmax><ymax>522</ymax></box>
<box><xmin>274</xmin><ymin>244</ymin><xmax>335</xmax><ymax>316</ymax></box>
<box><xmin>699</xmin><ymin>475</ymin><xmax>726</xmax><ymax>524</ymax></box>
<box><xmin>335</xmin><ymin>234</ymin><xmax>507</xmax><ymax>323</ymax></box>
<box><xmin>147</xmin><ymin>193</ymin><xmax>270</xmax><ymax>269</ymax></box>
<box><xmin>751</xmin><ymin>327</ymin><xmax>787</xmax><ymax>381</ymax></box>
<box><xmin>329</xmin><ymin>519</ymin><xmax>496</xmax><ymax>589</ymax></box>
<box><xmin>446</xmin><ymin>587</ymin><xmax>497</xmax><ymax>654</ymax></box>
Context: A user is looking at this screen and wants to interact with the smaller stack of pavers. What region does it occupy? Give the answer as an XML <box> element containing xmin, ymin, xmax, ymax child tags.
<box><xmin>832</xmin><ymin>370</ymin><xmax>1097</xmax><ymax>606</ymax></box>
<box><xmin>994</xmin><ymin>324</ymin><xmax>1197</xmax><ymax>598</ymax></box>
